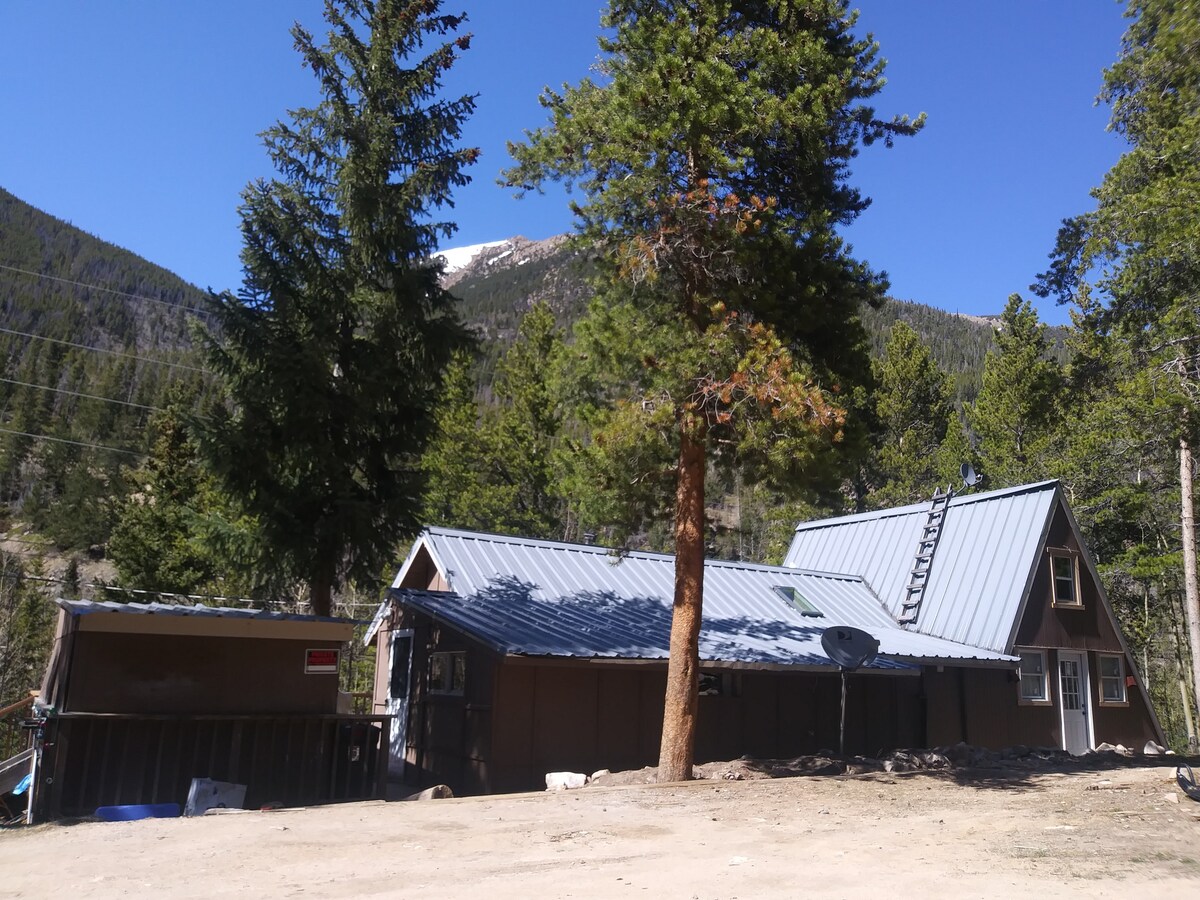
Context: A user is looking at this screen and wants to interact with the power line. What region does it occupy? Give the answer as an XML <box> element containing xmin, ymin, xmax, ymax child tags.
<box><xmin>0</xmin><ymin>375</ymin><xmax>161</xmax><ymax>412</ymax></box>
<box><xmin>0</xmin><ymin>262</ymin><xmax>216</xmax><ymax>319</ymax></box>
<box><xmin>0</xmin><ymin>325</ymin><xmax>209</xmax><ymax>374</ymax></box>
<box><xmin>0</xmin><ymin>426</ymin><xmax>144</xmax><ymax>457</ymax></box>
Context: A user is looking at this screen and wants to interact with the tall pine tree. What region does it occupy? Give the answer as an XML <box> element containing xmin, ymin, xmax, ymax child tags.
<box><xmin>1037</xmin><ymin>0</ymin><xmax>1200</xmax><ymax>743</ymax></box>
<box><xmin>870</xmin><ymin>322</ymin><xmax>963</xmax><ymax>507</ymax></box>
<box><xmin>506</xmin><ymin>0</ymin><xmax>922</xmax><ymax>780</ymax></box>
<box><xmin>969</xmin><ymin>295</ymin><xmax>1062</xmax><ymax>487</ymax></box>
<box><xmin>200</xmin><ymin>0</ymin><xmax>476</xmax><ymax>615</ymax></box>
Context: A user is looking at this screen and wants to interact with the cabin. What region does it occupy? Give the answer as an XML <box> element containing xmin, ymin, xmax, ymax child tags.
<box><xmin>26</xmin><ymin>599</ymin><xmax>389</xmax><ymax>821</ymax></box>
<box><xmin>367</xmin><ymin>480</ymin><xmax>1164</xmax><ymax>796</ymax></box>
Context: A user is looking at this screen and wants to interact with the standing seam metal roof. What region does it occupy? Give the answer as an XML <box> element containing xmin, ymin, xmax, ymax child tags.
<box><xmin>58</xmin><ymin>598</ymin><xmax>357</xmax><ymax>624</ymax></box>
<box><xmin>784</xmin><ymin>481</ymin><xmax>1060</xmax><ymax>653</ymax></box>
<box><xmin>376</xmin><ymin>527</ymin><xmax>1016</xmax><ymax>668</ymax></box>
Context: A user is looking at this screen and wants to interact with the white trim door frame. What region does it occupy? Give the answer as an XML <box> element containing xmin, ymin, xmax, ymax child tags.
<box><xmin>1057</xmin><ymin>650</ymin><xmax>1094</xmax><ymax>755</ymax></box>
<box><xmin>386</xmin><ymin>628</ymin><xmax>414</xmax><ymax>779</ymax></box>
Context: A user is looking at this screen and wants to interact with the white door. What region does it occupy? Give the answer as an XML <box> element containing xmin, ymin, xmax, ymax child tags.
<box><xmin>1058</xmin><ymin>650</ymin><xmax>1092</xmax><ymax>755</ymax></box>
<box><xmin>386</xmin><ymin>629</ymin><xmax>414</xmax><ymax>778</ymax></box>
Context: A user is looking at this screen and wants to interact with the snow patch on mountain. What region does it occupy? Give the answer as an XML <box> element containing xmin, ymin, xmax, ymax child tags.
<box><xmin>437</xmin><ymin>240</ymin><xmax>510</xmax><ymax>273</ymax></box>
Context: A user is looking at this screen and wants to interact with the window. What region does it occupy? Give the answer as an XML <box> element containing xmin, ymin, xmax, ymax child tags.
<box><xmin>698</xmin><ymin>671</ymin><xmax>741</xmax><ymax>697</ymax></box>
<box><xmin>1098</xmin><ymin>653</ymin><xmax>1127</xmax><ymax>704</ymax></box>
<box><xmin>1018</xmin><ymin>649</ymin><xmax>1049</xmax><ymax>703</ymax></box>
<box><xmin>772</xmin><ymin>585</ymin><xmax>824</xmax><ymax>617</ymax></box>
<box><xmin>1049</xmin><ymin>551</ymin><xmax>1081</xmax><ymax>607</ymax></box>
<box><xmin>429</xmin><ymin>651</ymin><xmax>466</xmax><ymax>695</ymax></box>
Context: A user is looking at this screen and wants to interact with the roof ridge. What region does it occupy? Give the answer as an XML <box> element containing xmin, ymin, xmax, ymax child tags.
<box><xmin>792</xmin><ymin>480</ymin><xmax>1060</xmax><ymax>533</ymax></box>
<box><xmin>425</xmin><ymin>526</ymin><xmax>866</xmax><ymax>580</ymax></box>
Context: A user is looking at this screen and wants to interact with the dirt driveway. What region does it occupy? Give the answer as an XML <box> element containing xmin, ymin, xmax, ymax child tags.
<box><xmin>2</xmin><ymin>764</ymin><xmax>1198</xmax><ymax>898</ymax></box>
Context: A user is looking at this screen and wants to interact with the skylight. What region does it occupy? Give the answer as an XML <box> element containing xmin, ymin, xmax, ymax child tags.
<box><xmin>772</xmin><ymin>585</ymin><xmax>824</xmax><ymax>617</ymax></box>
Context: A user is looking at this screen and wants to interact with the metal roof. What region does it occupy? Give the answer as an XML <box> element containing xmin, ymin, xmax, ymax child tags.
<box><xmin>784</xmin><ymin>480</ymin><xmax>1060</xmax><ymax>653</ymax></box>
<box><xmin>58</xmin><ymin>598</ymin><xmax>356</xmax><ymax>625</ymax></box>
<box><xmin>377</xmin><ymin>527</ymin><xmax>1016</xmax><ymax>669</ymax></box>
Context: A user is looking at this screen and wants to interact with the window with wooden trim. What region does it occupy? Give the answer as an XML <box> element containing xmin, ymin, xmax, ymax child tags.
<box><xmin>1049</xmin><ymin>550</ymin><xmax>1081</xmax><ymax>607</ymax></box>
<box><xmin>1098</xmin><ymin>653</ymin><xmax>1127</xmax><ymax>704</ymax></box>
<box><xmin>1018</xmin><ymin>649</ymin><xmax>1049</xmax><ymax>703</ymax></box>
<box><xmin>429</xmin><ymin>651</ymin><xmax>466</xmax><ymax>695</ymax></box>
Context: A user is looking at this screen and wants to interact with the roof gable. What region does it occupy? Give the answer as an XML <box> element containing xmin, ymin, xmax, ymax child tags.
<box><xmin>784</xmin><ymin>481</ymin><xmax>1060</xmax><ymax>653</ymax></box>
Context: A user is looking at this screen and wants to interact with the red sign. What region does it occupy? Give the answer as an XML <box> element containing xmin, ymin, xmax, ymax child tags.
<box><xmin>305</xmin><ymin>648</ymin><xmax>340</xmax><ymax>674</ymax></box>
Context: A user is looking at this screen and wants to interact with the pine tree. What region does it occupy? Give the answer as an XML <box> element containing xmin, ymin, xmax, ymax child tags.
<box><xmin>870</xmin><ymin>322</ymin><xmax>961</xmax><ymax>506</ymax></box>
<box><xmin>1036</xmin><ymin>0</ymin><xmax>1200</xmax><ymax>743</ymax></box>
<box><xmin>109</xmin><ymin>405</ymin><xmax>255</xmax><ymax>597</ymax></box>
<box><xmin>420</xmin><ymin>351</ymin><xmax>515</xmax><ymax>532</ymax></box>
<box><xmin>490</xmin><ymin>302</ymin><xmax>568</xmax><ymax>537</ymax></box>
<box><xmin>969</xmin><ymin>295</ymin><xmax>1063</xmax><ymax>487</ymax></box>
<box><xmin>199</xmin><ymin>1</ymin><xmax>476</xmax><ymax>615</ymax></box>
<box><xmin>506</xmin><ymin>0</ymin><xmax>922</xmax><ymax>781</ymax></box>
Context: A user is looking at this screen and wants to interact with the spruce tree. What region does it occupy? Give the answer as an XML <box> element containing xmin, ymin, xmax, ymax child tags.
<box><xmin>871</xmin><ymin>322</ymin><xmax>961</xmax><ymax>507</ymax></box>
<box><xmin>506</xmin><ymin>0</ymin><xmax>922</xmax><ymax>780</ymax></box>
<box><xmin>969</xmin><ymin>295</ymin><xmax>1062</xmax><ymax>487</ymax></box>
<box><xmin>200</xmin><ymin>1</ymin><xmax>476</xmax><ymax>615</ymax></box>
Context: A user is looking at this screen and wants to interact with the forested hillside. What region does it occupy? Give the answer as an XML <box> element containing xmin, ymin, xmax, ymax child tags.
<box><xmin>0</xmin><ymin>188</ymin><xmax>212</xmax><ymax>550</ymax></box>
<box><xmin>446</xmin><ymin>235</ymin><xmax>1060</xmax><ymax>405</ymax></box>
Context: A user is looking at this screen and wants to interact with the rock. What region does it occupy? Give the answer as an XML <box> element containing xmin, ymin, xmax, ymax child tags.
<box><xmin>589</xmin><ymin>769</ymin><xmax>611</xmax><ymax>782</ymax></box>
<box><xmin>545</xmin><ymin>771</ymin><xmax>588</xmax><ymax>791</ymax></box>
<box><xmin>1163</xmin><ymin>792</ymin><xmax>1180</xmax><ymax>805</ymax></box>
<box><xmin>1143</xmin><ymin>740</ymin><xmax>1166</xmax><ymax>756</ymax></box>
<box><xmin>1095</xmin><ymin>742</ymin><xmax>1121</xmax><ymax>753</ymax></box>
<box><xmin>402</xmin><ymin>784</ymin><xmax>453</xmax><ymax>801</ymax></box>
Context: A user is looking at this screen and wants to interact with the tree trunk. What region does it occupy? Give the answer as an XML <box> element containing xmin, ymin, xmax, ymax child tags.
<box><xmin>310</xmin><ymin>572</ymin><xmax>334</xmax><ymax>618</ymax></box>
<box><xmin>658</xmin><ymin>418</ymin><xmax>706</xmax><ymax>782</ymax></box>
<box><xmin>1179</xmin><ymin>436</ymin><xmax>1200</xmax><ymax>751</ymax></box>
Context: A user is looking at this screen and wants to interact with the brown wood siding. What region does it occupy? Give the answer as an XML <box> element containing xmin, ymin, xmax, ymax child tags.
<box><xmin>1015</xmin><ymin>507</ymin><xmax>1123</xmax><ymax>652</ymax></box>
<box><xmin>397</xmin><ymin>608</ymin><xmax>499</xmax><ymax>795</ymax></box>
<box><xmin>1086</xmin><ymin>650</ymin><xmax>1160</xmax><ymax>748</ymax></box>
<box><xmin>924</xmin><ymin>666</ymin><xmax>1060</xmax><ymax>748</ymax></box>
<box><xmin>63</xmin><ymin>632</ymin><xmax>342</xmax><ymax>715</ymax></box>
<box><xmin>922</xmin><ymin>655</ymin><xmax>1156</xmax><ymax>752</ymax></box>
<box><xmin>397</xmin><ymin>546</ymin><xmax>449</xmax><ymax>591</ymax></box>
<box><xmin>482</xmin><ymin>664</ymin><xmax>923</xmax><ymax>795</ymax></box>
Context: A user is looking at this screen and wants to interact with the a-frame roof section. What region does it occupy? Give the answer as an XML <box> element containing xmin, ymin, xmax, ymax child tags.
<box><xmin>370</xmin><ymin>526</ymin><xmax>1016</xmax><ymax>668</ymax></box>
<box><xmin>785</xmin><ymin>481</ymin><xmax>1060</xmax><ymax>653</ymax></box>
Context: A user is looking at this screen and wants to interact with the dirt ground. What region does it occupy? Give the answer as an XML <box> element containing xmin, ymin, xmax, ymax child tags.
<box><xmin>2</xmin><ymin>763</ymin><xmax>1199</xmax><ymax>898</ymax></box>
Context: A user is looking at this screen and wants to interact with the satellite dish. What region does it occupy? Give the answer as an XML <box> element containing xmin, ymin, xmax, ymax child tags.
<box><xmin>821</xmin><ymin>626</ymin><xmax>881</xmax><ymax>756</ymax></box>
<box><xmin>821</xmin><ymin>626</ymin><xmax>879</xmax><ymax>671</ymax></box>
<box><xmin>960</xmin><ymin>461</ymin><xmax>983</xmax><ymax>489</ymax></box>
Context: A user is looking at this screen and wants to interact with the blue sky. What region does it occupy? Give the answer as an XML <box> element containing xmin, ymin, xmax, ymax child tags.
<box><xmin>0</xmin><ymin>2</ymin><xmax>1130</xmax><ymax>324</ymax></box>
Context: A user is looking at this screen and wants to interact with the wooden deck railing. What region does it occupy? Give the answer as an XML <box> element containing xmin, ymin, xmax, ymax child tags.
<box><xmin>34</xmin><ymin>713</ymin><xmax>391</xmax><ymax>822</ymax></box>
<box><xmin>0</xmin><ymin>694</ymin><xmax>35</xmax><ymax>762</ymax></box>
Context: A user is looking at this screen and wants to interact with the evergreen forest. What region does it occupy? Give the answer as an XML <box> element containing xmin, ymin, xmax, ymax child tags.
<box><xmin>1</xmin><ymin>0</ymin><xmax>1198</xmax><ymax>759</ymax></box>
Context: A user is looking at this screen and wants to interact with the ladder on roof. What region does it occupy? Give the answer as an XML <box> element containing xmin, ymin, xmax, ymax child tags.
<box><xmin>898</xmin><ymin>486</ymin><xmax>954</xmax><ymax>627</ymax></box>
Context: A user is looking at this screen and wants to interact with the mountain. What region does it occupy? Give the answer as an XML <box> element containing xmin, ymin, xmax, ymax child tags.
<box><xmin>0</xmin><ymin>187</ymin><xmax>212</xmax><ymax>550</ymax></box>
<box><xmin>444</xmin><ymin>233</ymin><xmax>1040</xmax><ymax>404</ymax></box>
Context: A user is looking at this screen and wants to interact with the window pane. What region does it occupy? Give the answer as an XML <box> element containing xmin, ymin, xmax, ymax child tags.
<box><xmin>1020</xmin><ymin>674</ymin><xmax>1044</xmax><ymax>700</ymax></box>
<box><xmin>429</xmin><ymin>653</ymin><xmax>447</xmax><ymax>692</ymax></box>
<box><xmin>1102</xmin><ymin>679</ymin><xmax>1124</xmax><ymax>702</ymax></box>
<box><xmin>1052</xmin><ymin>556</ymin><xmax>1076</xmax><ymax>603</ymax></box>
<box><xmin>1099</xmin><ymin>656</ymin><xmax>1121</xmax><ymax>678</ymax></box>
<box><xmin>1019</xmin><ymin>652</ymin><xmax>1043</xmax><ymax>675</ymax></box>
<box><xmin>451</xmin><ymin>653</ymin><xmax>466</xmax><ymax>692</ymax></box>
